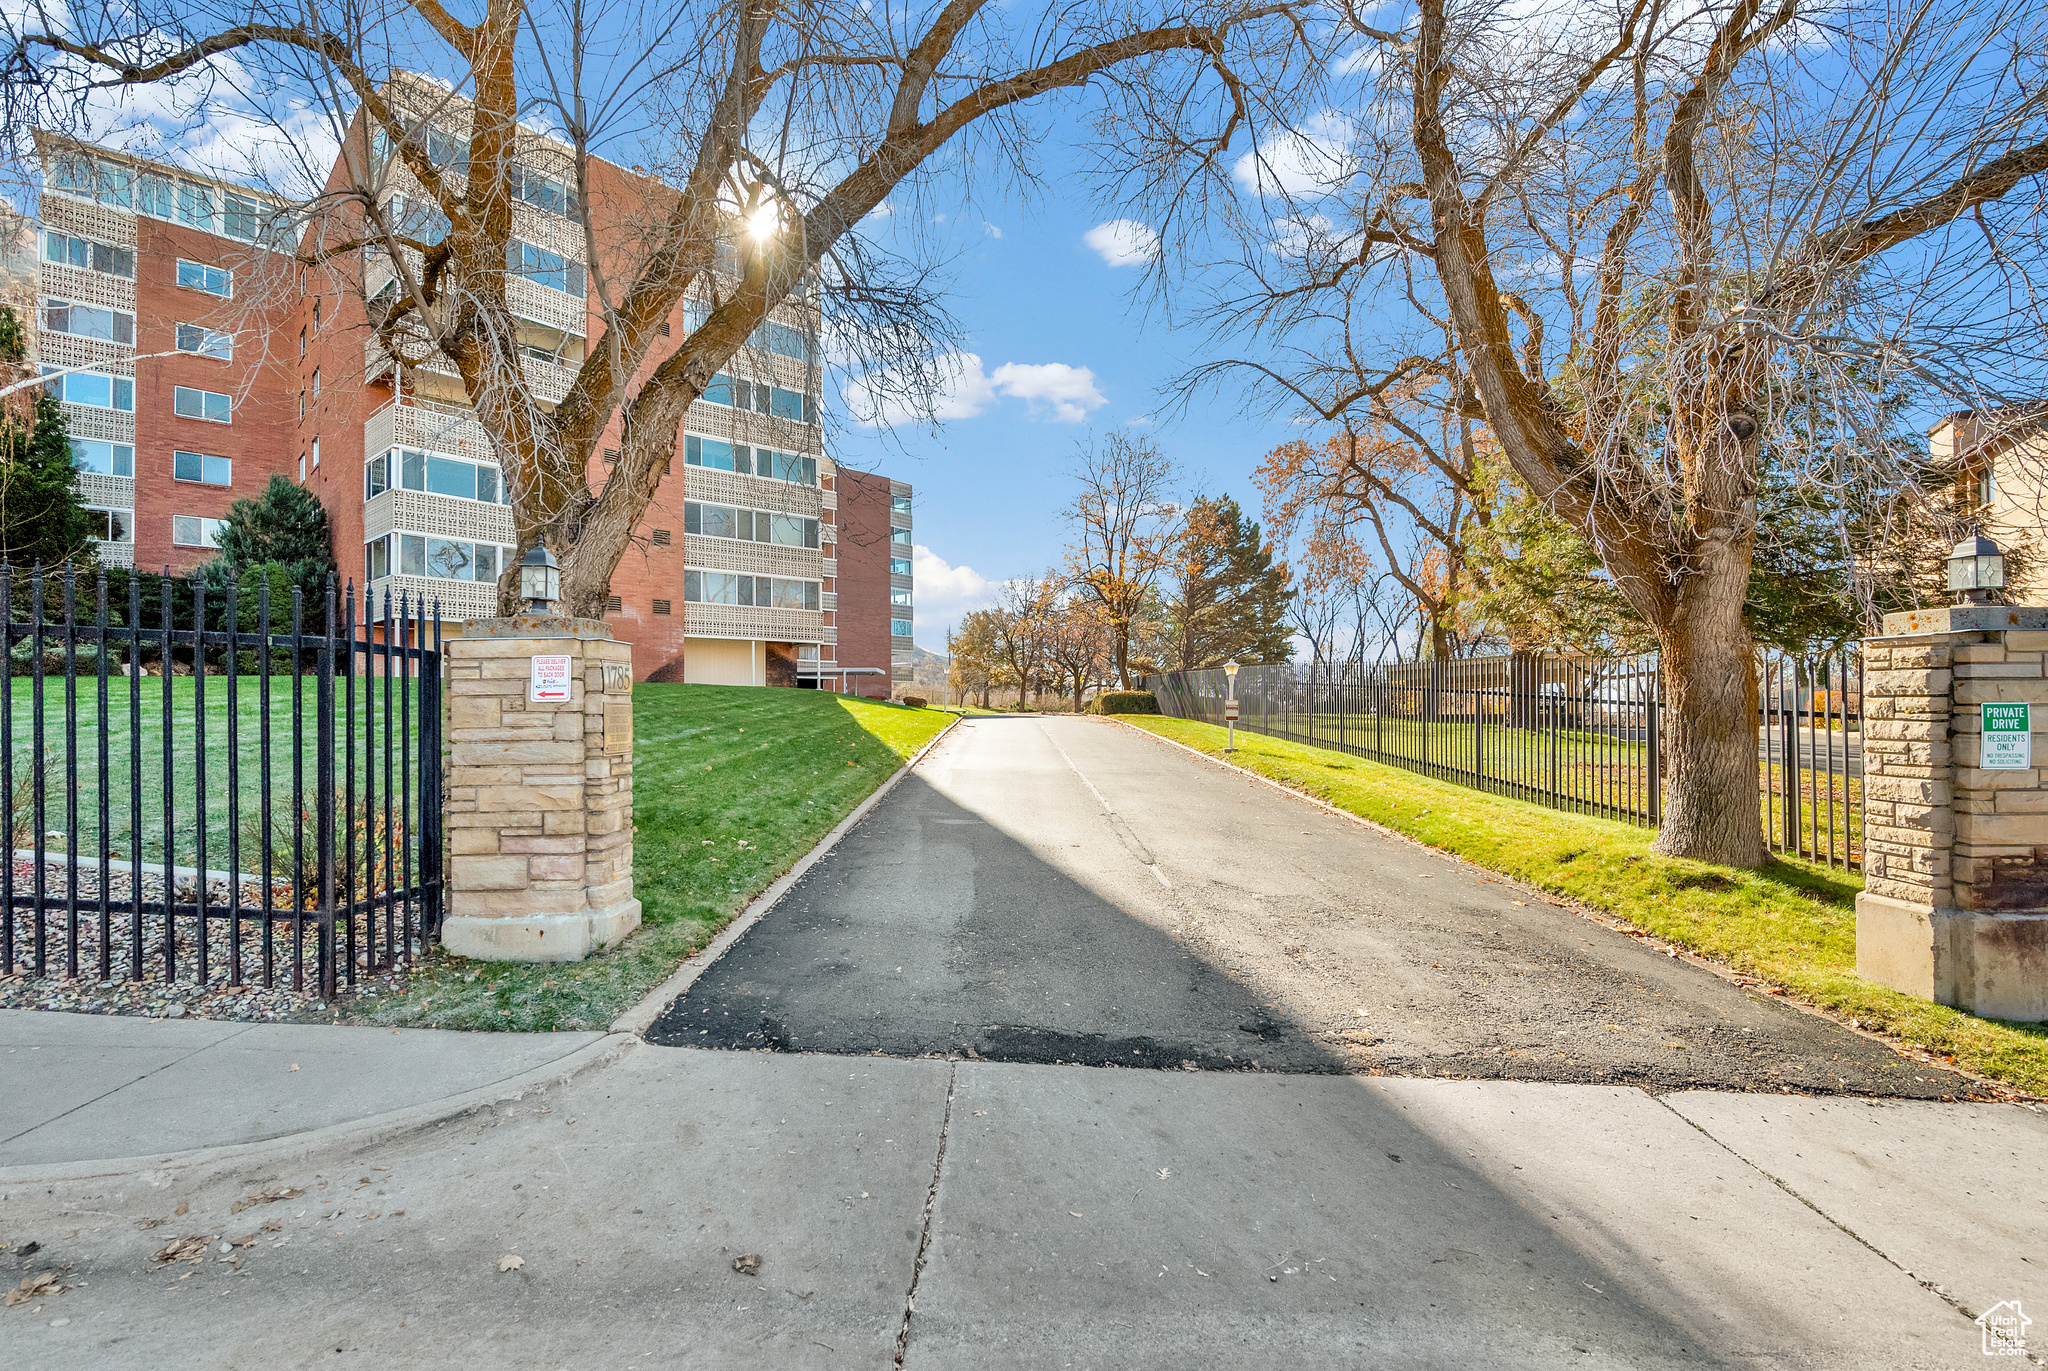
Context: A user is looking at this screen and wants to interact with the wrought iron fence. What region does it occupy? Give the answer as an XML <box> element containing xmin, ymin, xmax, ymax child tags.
<box><xmin>1148</xmin><ymin>646</ymin><xmax>1862</xmax><ymax>871</ymax></box>
<box><xmin>3</xmin><ymin>563</ymin><xmax>444</xmax><ymax>999</ymax></box>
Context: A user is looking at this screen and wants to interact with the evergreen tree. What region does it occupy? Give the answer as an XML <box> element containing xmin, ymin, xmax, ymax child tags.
<box><xmin>208</xmin><ymin>474</ymin><xmax>337</xmax><ymax>604</ymax></box>
<box><xmin>0</xmin><ymin>391</ymin><xmax>96</xmax><ymax>572</ymax></box>
<box><xmin>1162</xmin><ymin>496</ymin><xmax>1294</xmax><ymax>668</ymax></box>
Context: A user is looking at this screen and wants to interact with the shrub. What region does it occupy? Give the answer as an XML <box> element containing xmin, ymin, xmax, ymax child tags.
<box><xmin>1089</xmin><ymin>690</ymin><xmax>1158</xmax><ymax>715</ymax></box>
<box><xmin>899</xmin><ymin>695</ymin><xmax>928</xmax><ymax>709</ymax></box>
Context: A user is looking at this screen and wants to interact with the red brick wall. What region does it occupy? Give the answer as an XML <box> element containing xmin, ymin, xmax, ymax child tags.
<box><xmin>131</xmin><ymin>218</ymin><xmax>296</xmax><ymax>575</ymax></box>
<box><xmin>834</xmin><ymin>467</ymin><xmax>894</xmax><ymax>699</ymax></box>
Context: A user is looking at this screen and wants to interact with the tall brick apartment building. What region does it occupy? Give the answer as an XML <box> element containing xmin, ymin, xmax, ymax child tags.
<box><xmin>27</xmin><ymin>89</ymin><xmax>913</xmax><ymax>694</ymax></box>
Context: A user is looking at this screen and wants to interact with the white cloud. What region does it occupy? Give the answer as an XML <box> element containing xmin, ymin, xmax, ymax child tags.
<box><xmin>911</xmin><ymin>544</ymin><xmax>996</xmax><ymax>641</ymax></box>
<box><xmin>987</xmin><ymin>362</ymin><xmax>1107</xmax><ymax>423</ymax></box>
<box><xmin>1084</xmin><ymin>219</ymin><xmax>1160</xmax><ymax>267</ymax></box>
<box><xmin>982</xmin><ymin>221</ymin><xmax>1003</xmax><ymax>239</ymax></box>
<box><xmin>1127</xmin><ymin>413</ymin><xmax>1155</xmax><ymax>427</ymax></box>
<box><xmin>849</xmin><ymin>351</ymin><xmax>1105</xmax><ymax>427</ymax></box>
<box><xmin>1232</xmin><ymin>110</ymin><xmax>1360</xmax><ymax>199</ymax></box>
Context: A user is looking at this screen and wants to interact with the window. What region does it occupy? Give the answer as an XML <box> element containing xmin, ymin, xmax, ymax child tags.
<box><xmin>177</xmin><ymin>181</ymin><xmax>215</xmax><ymax>232</ymax></box>
<box><xmin>684</xmin><ymin>434</ymin><xmax>820</xmax><ymax>486</ymax></box>
<box><xmin>173</xmin><ymin>386</ymin><xmax>232</xmax><ymax>423</ymax></box>
<box><xmin>701</xmin><ymin>373</ymin><xmax>815</xmax><ymax>425</ymax></box>
<box><xmin>375</xmin><ymin>121</ymin><xmax>471</xmax><ymax>175</ymax></box>
<box><xmin>509</xmin><ymin>162</ymin><xmax>578</xmax><ymax>217</ymax></box>
<box><xmin>222</xmin><ymin>193</ymin><xmax>261</xmax><ymax>243</ymax></box>
<box><xmin>891</xmin><ymin>526</ymin><xmax>912</xmax><ymax>544</ymax></box>
<box><xmin>299</xmin><ymin>328</ymin><xmax>306</xmax><ymax>358</ymax></box>
<box><xmin>890</xmin><ymin>556</ymin><xmax>912</xmax><ymax>576</ymax></box>
<box><xmin>385</xmin><ymin>194</ymin><xmax>450</xmax><ymax>246</ymax></box>
<box><xmin>43</xmin><ymin>232</ymin><xmax>134</xmax><ymax>278</ymax></box>
<box><xmin>366</xmin><ymin>537</ymin><xmax>390</xmax><ymax>581</ymax></box>
<box><xmin>47</xmin><ymin>153</ymin><xmax>133</xmax><ymax>207</ymax></box>
<box><xmin>176</xmin><ymin>260</ymin><xmax>231</xmax><ymax>296</ymax></box>
<box><xmin>84</xmin><ymin>507</ymin><xmax>132</xmax><ymax>543</ymax></box>
<box><xmin>397</xmin><ymin>533</ymin><xmax>511</xmax><ymax>582</ymax></box>
<box><xmin>508</xmin><ymin>240</ymin><xmax>586</xmax><ymax>297</ymax></box>
<box><xmin>1978</xmin><ymin>471</ymin><xmax>1997</xmax><ymax>506</ymax></box>
<box><xmin>41</xmin><ymin>299</ymin><xmax>134</xmax><ymax>345</ymax></box>
<box><xmin>173</xmin><ymin>450</ymin><xmax>233</xmax><ymax>486</ymax></box>
<box><xmin>311</xmin><ymin>368</ymin><xmax>321</xmax><ymax>398</ymax></box>
<box><xmin>172</xmin><ymin>515</ymin><xmax>226</xmax><ymax>548</ymax></box>
<box><xmin>42</xmin><ymin>369</ymin><xmax>133</xmax><ymax>411</ymax></box>
<box><xmin>372</xmin><ymin>447</ymin><xmax>507</xmax><ymax>504</ymax></box>
<box><xmin>175</xmin><ymin>323</ymin><xmax>233</xmax><ymax>361</ymax></box>
<box><xmin>683</xmin><ymin>501</ymin><xmax>818</xmax><ymax>548</ymax></box>
<box><xmin>891</xmin><ymin>495</ymin><xmax>912</xmax><ymax>515</ymax></box>
<box><xmin>652</xmin><ymin>599</ymin><xmax>671</xmax><ymax>616</ymax></box>
<box><xmin>754</xmin><ymin>320</ymin><xmax>813</xmax><ymax>362</ymax></box>
<box><xmin>312</xmin><ymin>300</ymin><xmax>321</xmax><ymax>331</ymax></box>
<box><xmin>68</xmin><ymin>439</ymin><xmax>133</xmax><ymax>477</ymax></box>
<box><xmin>310</xmin><ymin>437</ymin><xmax>320</xmax><ymax>470</ymax></box>
<box><xmin>138</xmin><ymin>173</ymin><xmax>174</xmax><ymax>219</ymax></box>
<box><xmin>891</xmin><ymin>589</ymin><xmax>913</xmax><ymax>606</ymax></box>
<box><xmin>892</xmin><ymin>619</ymin><xmax>914</xmax><ymax>638</ymax></box>
<box><xmin>681</xmin><ymin>571</ymin><xmax>820</xmax><ymax>610</ymax></box>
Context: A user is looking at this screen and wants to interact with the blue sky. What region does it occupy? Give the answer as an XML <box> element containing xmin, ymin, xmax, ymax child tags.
<box><xmin>826</xmin><ymin>185</ymin><xmax>1295</xmax><ymax>655</ymax></box>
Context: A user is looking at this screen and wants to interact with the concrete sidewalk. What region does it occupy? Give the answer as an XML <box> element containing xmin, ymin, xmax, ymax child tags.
<box><xmin>1</xmin><ymin>1046</ymin><xmax>2041</xmax><ymax>1369</ymax></box>
<box><xmin>0</xmin><ymin>1009</ymin><xmax>604</xmax><ymax>1167</ymax></box>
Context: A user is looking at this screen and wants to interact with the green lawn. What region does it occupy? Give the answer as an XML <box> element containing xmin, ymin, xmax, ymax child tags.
<box><xmin>1121</xmin><ymin>714</ymin><xmax>2048</xmax><ymax>1097</ymax></box>
<box><xmin>6</xmin><ymin>674</ymin><xmax>420</xmax><ymax>876</ymax></box>
<box><xmin>347</xmin><ymin>686</ymin><xmax>954</xmax><ymax>1031</ymax></box>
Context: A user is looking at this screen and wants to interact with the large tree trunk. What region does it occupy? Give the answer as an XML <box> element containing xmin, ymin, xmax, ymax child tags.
<box><xmin>1649</xmin><ymin>537</ymin><xmax>1766</xmax><ymax>867</ymax></box>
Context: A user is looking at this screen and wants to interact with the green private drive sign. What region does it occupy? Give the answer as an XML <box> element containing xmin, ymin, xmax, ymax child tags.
<box><xmin>1981</xmin><ymin>702</ymin><xmax>2033</xmax><ymax>770</ymax></box>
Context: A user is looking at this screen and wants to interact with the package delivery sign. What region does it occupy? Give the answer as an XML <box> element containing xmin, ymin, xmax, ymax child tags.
<box><xmin>530</xmin><ymin>654</ymin><xmax>574</xmax><ymax>704</ymax></box>
<box><xmin>1982</xmin><ymin>703</ymin><xmax>2032</xmax><ymax>770</ymax></box>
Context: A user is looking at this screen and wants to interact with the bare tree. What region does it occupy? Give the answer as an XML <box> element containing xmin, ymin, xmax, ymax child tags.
<box><xmin>1042</xmin><ymin>591</ymin><xmax>1112</xmax><ymax>712</ymax></box>
<box><xmin>1198</xmin><ymin>0</ymin><xmax>2048</xmax><ymax>865</ymax></box>
<box><xmin>1065</xmin><ymin>429</ymin><xmax>1180</xmax><ymax>688</ymax></box>
<box><xmin>6</xmin><ymin>0</ymin><xmax>1321</xmax><ymax>615</ymax></box>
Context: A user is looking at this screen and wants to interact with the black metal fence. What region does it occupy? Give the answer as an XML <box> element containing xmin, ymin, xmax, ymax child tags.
<box><xmin>3</xmin><ymin>564</ymin><xmax>444</xmax><ymax>999</ymax></box>
<box><xmin>1148</xmin><ymin>646</ymin><xmax>1862</xmax><ymax>870</ymax></box>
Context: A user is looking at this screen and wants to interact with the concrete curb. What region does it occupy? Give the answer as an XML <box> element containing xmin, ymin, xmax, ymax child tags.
<box><xmin>609</xmin><ymin>712</ymin><xmax>961</xmax><ymax>1036</ymax></box>
<box><xmin>0</xmin><ymin>1030</ymin><xmax>636</xmax><ymax>1190</ymax></box>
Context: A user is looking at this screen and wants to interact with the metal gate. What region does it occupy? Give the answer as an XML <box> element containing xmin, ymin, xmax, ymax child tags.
<box><xmin>3</xmin><ymin>564</ymin><xmax>443</xmax><ymax>999</ymax></box>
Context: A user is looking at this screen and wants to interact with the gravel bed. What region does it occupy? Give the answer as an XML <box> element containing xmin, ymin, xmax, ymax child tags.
<box><xmin>0</xmin><ymin>858</ymin><xmax>412</xmax><ymax>1022</ymax></box>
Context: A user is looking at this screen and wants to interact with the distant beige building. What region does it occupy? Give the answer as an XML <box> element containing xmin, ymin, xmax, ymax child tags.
<box><xmin>1928</xmin><ymin>407</ymin><xmax>2048</xmax><ymax>601</ymax></box>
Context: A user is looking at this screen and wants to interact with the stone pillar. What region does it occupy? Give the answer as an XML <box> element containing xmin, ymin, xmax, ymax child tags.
<box><xmin>1858</xmin><ymin>605</ymin><xmax>2048</xmax><ymax>1020</ymax></box>
<box><xmin>440</xmin><ymin>616</ymin><xmax>641</xmax><ymax>962</ymax></box>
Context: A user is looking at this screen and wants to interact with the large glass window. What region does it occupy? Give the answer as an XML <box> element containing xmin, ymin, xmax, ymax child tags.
<box><xmin>387</xmin><ymin>194</ymin><xmax>450</xmax><ymax>245</ymax></box>
<box><xmin>177</xmin><ymin>182</ymin><xmax>214</xmax><ymax>231</ymax></box>
<box><xmin>892</xmin><ymin>618</ymin><xmax>914</xmax><ymax>637</ymax></box>
<box><xmin>222</xmin><ymin>193</ymin><xmax>261</xmax><ymax>242</ymax></box>
<box><xmin>508</xmin><ymin>240</ymin><xmax>585</xmax><ymax>298</ymax></box>
<box><xmin>891</xmin><ymin>589</ymin><xmax>913</xmax><ymax>606</ymax></box>
<box><xmin>42</xmin><ymin>369</ymin><xmax>133</xmax><ymax>411</ymax></box>
<box><xmin>175</xmin><ymin>323</ymin><xmax>233</xmax><ymax>360</ymax></box>
<box><xmin>508</xmin><ymin>162</ymin><xmax>578</xmax><ymax>217</ymax></box>
<box><xmin>171</xmin><ymin>516</ymin><xmax>224</xmax><ymax>548</ymax></box>
<box><xmin>173</xmin><ymin>385</ymin><xmax>232</xmax><ymax>422</ymax></box>
<box><xmin>176</xmin><ymin>260</ymin><xmax>232</xmax><ymax>296</ymax></box>
<box><xmin>47</xmin><ymin>153</ymin><xmax>133</xmax><ymax>207</ymax></box>
<box><xmin>84</xmin><ymin>507</ymin><xmax>132</xmax><ymax>543</ymax></box>
<box><xmin>891</xmin><ymin>526</ymin><xmax>912</xmax><ymax>544</ymax></box>
<box><xmin>138</xmin><ymin>173</ymin><xmax>174</xmax><ymax>219</ymax></box>
<box><xmin>396</xmin><ymin>534</ymin><xmax>510</xmax><ymax>582</ymax></box>
<box><xmin>372</xmin><ymin>447</ymin><xmax>507</xmax><ymax>504</ymax></box>
<box><xmin>681</xmin><ymin>572</ymin><xmax>819</xmax><ymax>610</ymax></box>
<box><xmin>69</xmin><ymin>439</ymin><xmax>134</xmax><ymax>477</ymax></box>
<box><xmin>890</xmin><ymin>557</ymin><xmax>912</xmax><ymax>576</ymax></box>
<box><xmin>683</xmin><ymin>500</ymin><xmax>818</xmax><ymax>548</ymax></box>
<box><xmin>173</xmin><ymin>450</ymin><xmax>233</xmax><ymax>486</ymax></box>
<box><xmin>702</xmin><ymin>373</ymin><xmax>814</xmax><ymax>425</ymax></box>
<box><xmin>43</xmin><ymin>232</ymin><xmax>134</xmax><ymax>278</ymax></box>
<box><xmin>891</xmin><ymin>495</ymin><xmax>912</xmax><ymax>515</ymax></box>
<box><xmin>41</xmin><ymin>299</ymin><xmax>134</xmax><ymax>345</ymax></box>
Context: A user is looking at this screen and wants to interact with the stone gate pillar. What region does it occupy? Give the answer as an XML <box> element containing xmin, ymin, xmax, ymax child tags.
<box><xmin>1858</xmin><ymin>605</ymin><xmax>2048</xmax><ymax>1020</ymax></box>
<box><xmin>439</xmin><ymin>616</ymin><xmax>640</xmax><ymax>962</ymax></box>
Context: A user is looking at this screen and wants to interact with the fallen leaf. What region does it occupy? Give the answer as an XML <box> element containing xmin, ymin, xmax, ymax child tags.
<box><xmin>151</xmin><ymin>1235</ymin><xmax>213</xmax><ymax>1265</ymax></box>
<box><xmin>732</xmin><ymin>1254</ymin><xmax>762</xmax><ymax>1276</ymax></box>
<box><xmin>259</xmin><ymin>1221</ymin><xmax>282</xmax><ymax>1234</ymax></box>
<box><xmin>174</xmin><ymin>1203</ymin><xmax>189</xmax><ymax>1217</ymax></box>
<box><xmin>4</xmin><ymin>1271</ymin><xmax>65</xmax><ymax>1306</ymax></box>
<box><xmin>497</xmin><ymin>1255</ymin><xmax>524</xmax><ymax>1273</ymax></box>
<box><xmin>229</xmin><ymin>1233</ymin><xmax>258</xmax><ymax>1248</ymax></box>
<box><xmin>288</xmin><ymin>1064</ymin><xmax>300</xmax><ymax>1073</ymax></box>
<box><xmin>230</xmin><ymin>1186</ymin><xmax>303</xmax><ymax>1214</ymax></box>
<box><xmin>1156</xmin><ymin>1168</ymin><xmax>1173</xmax><ymax>1179</ymax></box>
<box><xmin>1068</xmin><ymin>1212</ymin><xmax>1084</xmax><ymax>1218</ymax></box>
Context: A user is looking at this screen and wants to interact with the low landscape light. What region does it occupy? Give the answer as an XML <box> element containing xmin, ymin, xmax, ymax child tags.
<box><xmin>1223</xmin><ymin>660</ymin><xmax>1241</xmax><ymax>752</ymax></box>
<box><xmin>519</xmin><ymin>543</ymin><xmax>561</xmax><ymax>614</ymax></box>
<box><xmin>1946</xmin><ymin>530</ymin><xmax>2005</xmax><ymax>606</ymax></box>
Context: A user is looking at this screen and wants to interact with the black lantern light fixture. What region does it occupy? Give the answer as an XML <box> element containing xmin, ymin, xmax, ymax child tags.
<box><xmin>1946</xmin><ymin>530</ymin><xmax>2006</xmax><ymax>606</ymax></box>
<box><xmin>519</xmin><ymin>543</ymin><xmax>561</xmax><ymax>614</ymax></box>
